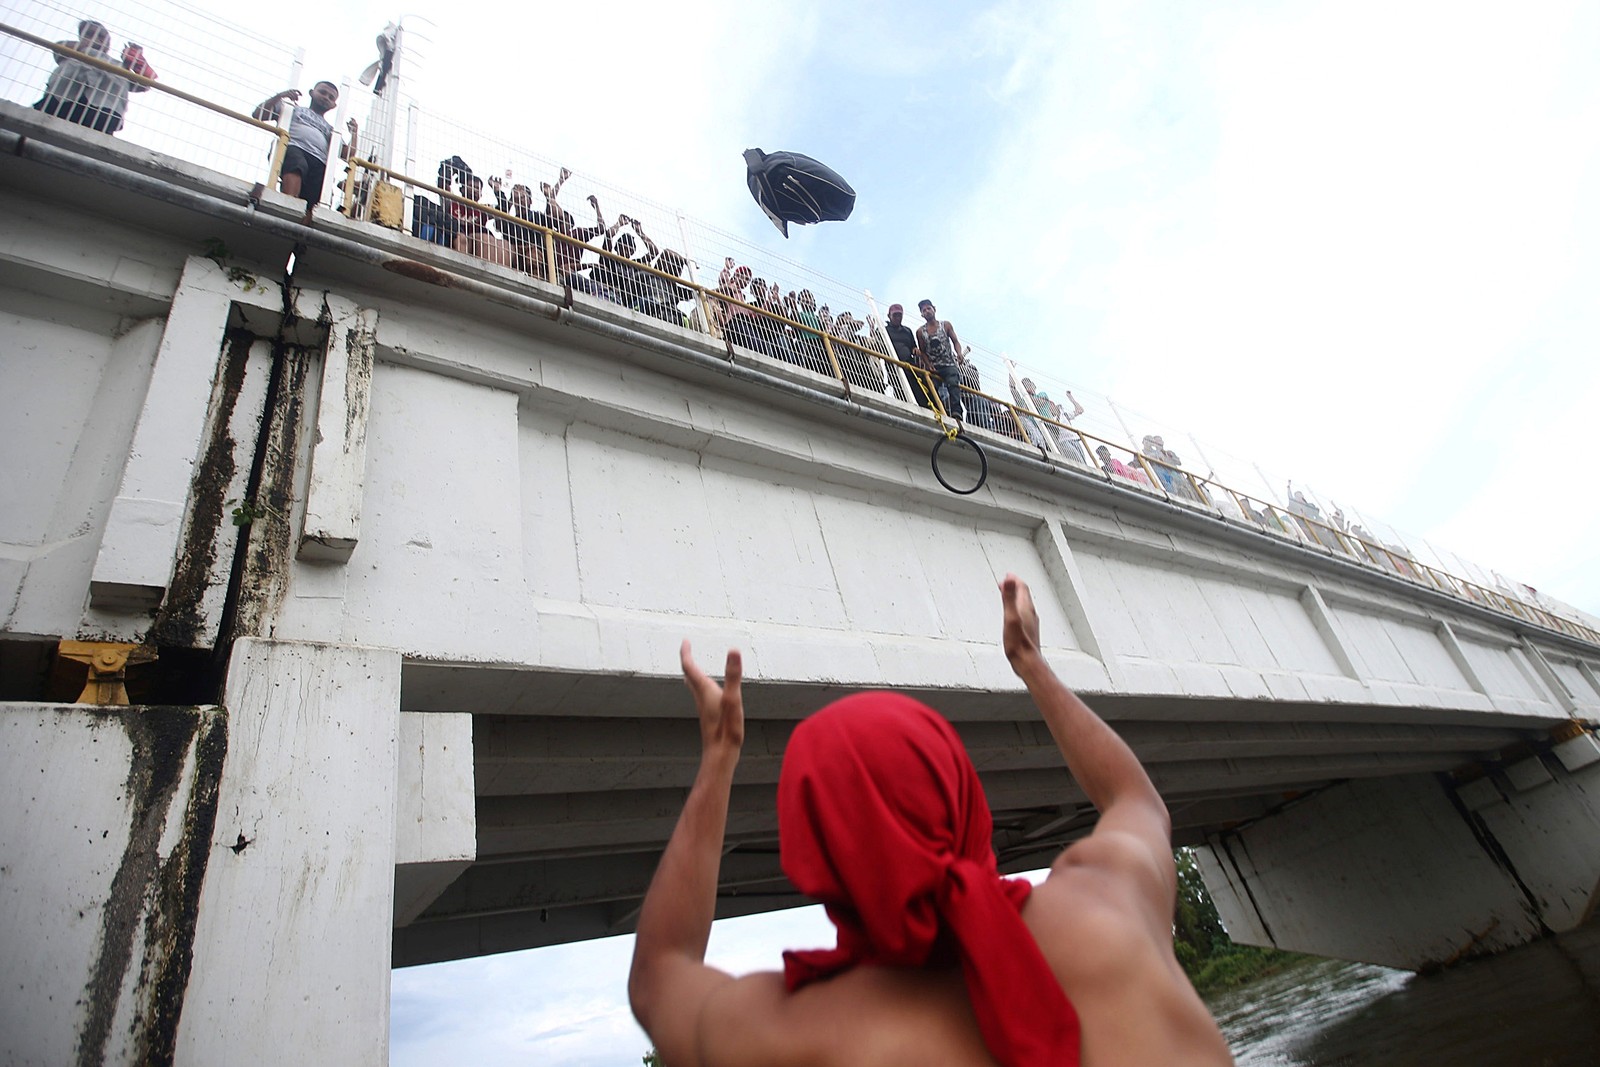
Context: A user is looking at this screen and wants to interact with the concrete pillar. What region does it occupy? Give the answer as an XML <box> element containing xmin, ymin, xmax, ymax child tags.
<box><xmin>1198</xmin><ymin>745</ymin><xmax>1600</xmax><ymax>970</ymax></box>
<box><xmin>174</xmin><ymin>638</ymin><xmax>402</xmax><ymax>1066</ymax></box>
<box><xmin>89</xmin><ymin>256</ymin><xmax>236</xmax><ymax>612</ymax></box>
<box><xmin>0</xmin><ymin>704</ymin><xmax>227</xmax><ymax>1067</ymax></box>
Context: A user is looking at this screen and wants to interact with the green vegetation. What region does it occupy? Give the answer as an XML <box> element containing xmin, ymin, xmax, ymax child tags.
<box><xmin>1174</xmin><ymin>847</ymin><xmax>1305</xmax><ymax>994</ymax></box>
<box><xmin>642</xmin><ymin>1049</ymin><xmax>661</xmax><ymax>1066</ymax></box>
<box><xmin>201</xmin><ymin>237</ymin><xmax>268</xmax><ymax>293</ymax></box>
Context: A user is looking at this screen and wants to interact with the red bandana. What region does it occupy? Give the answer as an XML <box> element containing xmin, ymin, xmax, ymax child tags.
<box><xmin>778</xmin><ymin>693</ymin><xmax>1081</xmax><ymax>1067</ymax></box>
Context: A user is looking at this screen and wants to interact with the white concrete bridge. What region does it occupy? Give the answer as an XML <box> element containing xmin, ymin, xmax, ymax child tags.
<box><xmin>3</xmin><ymin>102</ymin><xmax>1599</xmax><ymax>1065</ymax></box>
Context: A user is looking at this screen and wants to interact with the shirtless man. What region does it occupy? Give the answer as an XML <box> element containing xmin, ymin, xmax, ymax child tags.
<box><xmin>914</xmin><ymin>298</ymin><xmax>965</xmax><ymax>421</ymax></box>
<box><xmin>629</xmin><ymin>575</ymin><xmax>1234</xmax><ymax>1067</ymax></box>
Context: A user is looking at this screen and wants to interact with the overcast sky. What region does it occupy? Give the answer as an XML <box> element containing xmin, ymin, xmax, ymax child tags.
<box><xmin>10</xmin><ymin>0</ymin><xmax>1599</xmax><ymax>1061</ymax></box>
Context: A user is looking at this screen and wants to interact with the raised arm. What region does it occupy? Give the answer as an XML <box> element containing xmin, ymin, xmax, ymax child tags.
<box><xmin>1000</xmin><ymin>575</ymin><xmax>1169</xmax><ymax>847</ymax></box>
<box><xmin>570</xmin><ymin>193</ymin><xmax>608</xmax><ymax>244</ymax></box>
<box><xmin>549</xmin><ymin>165</ymin><xmax>572</xmax><ymax>200</ymax></box>
<box><xmin>603</xmin><ymin>212</ymin><xmax>628</xmax><ymax>248</ymax></box>
<box><xmin>629</xmin><ymin>217</ymin><xmax>661</xmax><ymax>261</ymax></box>
<box><xmin>487</xmin><ymin>175</ymin><xmax>511</xmax><ymax>213</ymax></box>
<box><xmin>253</xmin><ymin>88</ymin><xmax>298</xmax><ymax>122</ymax></box>
<box><xmin>628</xmin><ymin>642</ymin><xmax>744</xmax><ymax>1067</ymax></box>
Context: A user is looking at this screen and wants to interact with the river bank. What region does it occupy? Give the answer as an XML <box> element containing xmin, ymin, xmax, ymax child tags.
<box><xmin>1207</xmin><ymin>926</ymin><xmax>1600</xmax><ymax>1066</ymax></box>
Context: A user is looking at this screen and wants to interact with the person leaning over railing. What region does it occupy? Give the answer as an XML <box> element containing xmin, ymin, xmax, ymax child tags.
<box><xmin>584</xmin><ymin>211</ymin><xmax>641</xmax><ymax>303</ymax></box>
<box><xmin>748</xmin><ymin>277</ymin><xmax>802</xmax><ymax>365</ymax></box>
<box><xmin>412</xmin><ymin>156</ymin><xmax>467</xmax><ymax>246</ymax></box>
<box><xmin>487</xmin><ymin>175</ymin><xmax>542</xmax><ymax>276</ymax></box>
<box><xmin>784</xmin><ymin>290</ymin><xmax>831</xmax><ymax>376</ymax></box>
<box><xmin>631</xmin><ymin>243</ymin><xmax>694</xmax><ymax>325</ymax></box>
<box><xmin>1140</xmin><ymin>435</ymin><xmax>1201</xmax><ymax>502</ymax></box>
<box><xmin>1022</xmin><ymin>379</ymin><xmax>1087</xmax><ymax>464</ymax></box>
<box><xmin>830</xmin><ymin>312</ymin><xmax>886</xmax><ymax>392</ymax></box>
<box><xmin>437</xmin><ymin>169</ymin><xmax>512</xmax><ymax>265</ymax></box>
<box><xmin>33</xmin><ymin>19</ymin><xmax>154</xmax><ymax>136</ymax></box>
<box><xmin>589</xmin><ymin>214</ymin><xmax>683</xmax><ymax>318</ymax></box>
<box><xmin>254</xmin><ymin>81</ymin><xmax>358</xmax><ymax>204</ymax></box>
<box><xmin>1094</xmin><ymin>445</ymin><xmax>1153</xmax><ymax>488</ymax></box>
<box><xmin>713</xmin><ymin>265</ymin><xmax>785</xmax><ymax>360</ymax></box>
<box><xmin>960</xmin><ymin>355</ymin><xmax>1018</xmax><ymax>438</ymax></box>
<box><xmin>534</xmin><ymin>169</ymin><xmax>607</xmax><ymax>286</ymax></box>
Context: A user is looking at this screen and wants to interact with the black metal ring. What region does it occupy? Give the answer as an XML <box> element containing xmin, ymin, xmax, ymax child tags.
<box><xmin>931</xmin><ymin>431</ymin><xmax>988</xmax><ymax>495</ymax></box>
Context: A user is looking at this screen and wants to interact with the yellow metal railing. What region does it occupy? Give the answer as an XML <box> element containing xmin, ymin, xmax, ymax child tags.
<box><xmin>3</xmin><ymin>42</ymin><xmax>1593</xmax><ymax>645</ymax></box>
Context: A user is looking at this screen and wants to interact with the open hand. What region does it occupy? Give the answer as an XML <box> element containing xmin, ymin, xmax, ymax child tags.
<box><xmin>1000</xmin><ymin>574</ymin><xmax>1042</xmax><ymax>670</ymax></box>
<box><xmin>680</xmin><ymin>641</ymin><xmax>744</xmax><ymax>762</ymax></box>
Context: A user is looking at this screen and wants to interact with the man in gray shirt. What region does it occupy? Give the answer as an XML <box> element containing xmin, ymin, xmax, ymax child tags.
<box><xmin>254</xmin><ymin>81</ymin><xmax>358</xmax><ymax>204</ymax></box>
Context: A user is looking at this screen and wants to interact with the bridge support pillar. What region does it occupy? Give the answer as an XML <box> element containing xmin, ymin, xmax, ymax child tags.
<box><xmin>1197</xmin><ymin>742</ymin><xmax>1600</xmax><ymax>970</ymax></box>
<box><xmin>174</xmin><ymin>638</ymin><xmax>403</xmax><ymax>1066</ymax></box>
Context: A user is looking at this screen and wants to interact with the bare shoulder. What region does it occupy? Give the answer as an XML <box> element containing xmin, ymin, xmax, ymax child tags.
<box><xmin>1026</xmin><ymin>831</ymin><xmax>1175</xmax><ymax>957</ymax></box>
<box><xmin>699</xmin><ymin>967</ymin><xmax>998</xmax><ymax>1067</ymax></box>
<box><xmin>697</xmin><ymin>973</ymin><xmax>802</xmax><ymax>1067</ymax></box>
<box><xmin>1022</xmin><ymin>836</ymin><xmax>1235</xmax><ymax>1066</ymax></box>
<box><xmin>1054</xmin><ymin>828</ymin><xmax>1173</xmax><ymax>891</ymax></box>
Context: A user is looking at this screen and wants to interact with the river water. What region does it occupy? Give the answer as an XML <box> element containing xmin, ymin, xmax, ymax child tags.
<box><xmin>1208</xmin><ymin>926</ymin><xmax>1600</xmax><ymax>1066</ymax></box>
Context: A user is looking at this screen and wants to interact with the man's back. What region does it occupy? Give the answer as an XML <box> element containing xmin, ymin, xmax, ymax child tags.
<box><xmin>694</xmin><ymin>833</ymin><xmax>1231</xmax><ymax>1067</ymax></box>
<box><xmin>628</xmin><ymin>578</ymin><xmax>1235</xmax><ymax>1067</ymax></box>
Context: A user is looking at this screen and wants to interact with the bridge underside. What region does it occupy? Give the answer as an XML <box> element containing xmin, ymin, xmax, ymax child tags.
<box><xmin>392</xmin><ymin>662</ymin><xmax>1554</xmax><ymax>966</ymax></box>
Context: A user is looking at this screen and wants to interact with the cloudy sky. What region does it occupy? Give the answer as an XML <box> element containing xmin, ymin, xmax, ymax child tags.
<box><xmin>10</xmin><ymin>0</ymin><xmax>1600</xmax><ymax>1061</ymax></box>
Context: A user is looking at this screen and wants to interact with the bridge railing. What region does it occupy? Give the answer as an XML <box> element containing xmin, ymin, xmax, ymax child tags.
<box><xmin>0</xmin><ymin>2</ymin><xmax>300</xmax><ymax>192</ymax></box>
<box><xmin>2</xmin><ymin>14</ymin><xmax>1595</xmax><ymax>647</ymax></box>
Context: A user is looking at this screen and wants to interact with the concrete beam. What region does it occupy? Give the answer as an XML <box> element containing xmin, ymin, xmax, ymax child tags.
<box><xmin>89</xmin><ymin>256</ymin><xmax>234</xmax><ymax>611</ymax></box>
<box><xmin>1198</xmin><ymin>756</ymin><xmax>1600</xmax><ymax>969</ymax></box>
<box><xmin>468</xmin><ymin>714</ymin><xmax>1529</xmax><ymax>796</ymax></box>
<box><xmin>299</xmin><ymin>297</ymin><xmax>376</xmax><ymax>562</ymax></box>
<box><xmin>394</xmin><ymin>711</ymin><xmax>475</xmax><ymax>926</ymax></box>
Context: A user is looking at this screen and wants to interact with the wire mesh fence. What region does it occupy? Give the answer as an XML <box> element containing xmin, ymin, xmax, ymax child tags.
<box><xmin>1</xmin><ymin>0</ymin><xmax>301</xmax><ymax>190</ymax></box>
<box><xmin>1</xmin><ymin>0</ymin><xmax>1592</xmax><ymax>642</ymax></box>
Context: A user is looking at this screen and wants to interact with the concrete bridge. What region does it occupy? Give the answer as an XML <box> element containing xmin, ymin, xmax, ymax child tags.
<box><xmin>3</xmin><ymin>102</ymin><xmax>1599</xmax><ymax>1065</ymax></box>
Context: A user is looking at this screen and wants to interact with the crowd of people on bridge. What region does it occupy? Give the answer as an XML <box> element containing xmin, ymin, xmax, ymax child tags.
<box><xmin>9</xmin><ymin>23</ymin><xmax>1293</xmax><ymax>519</ymax></box>
<box><xmin>19</xmin><ymin>17</ymin><xmax>1465</xmax><ymax>597</ymax></box>
<box><xmin>364</xmin><ymin>150</ymin><xmax>1280</xmax><ymax>518</ymax></box>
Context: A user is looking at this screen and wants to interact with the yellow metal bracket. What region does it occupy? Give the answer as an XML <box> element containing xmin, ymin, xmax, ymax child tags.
<box><xmin>57</xmin><ymin>641</ymin><xmax>157</xmax><ymax>706</ymax></box>
<box><xmin>1551</xmin><ymin>719</ymin><xmax>1592</xmax><ymax>743</ymax></box>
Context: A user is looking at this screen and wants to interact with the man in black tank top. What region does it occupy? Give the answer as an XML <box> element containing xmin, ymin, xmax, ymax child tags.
<box><xmin>915</xmin><ymin>298</ymin><xmax>965</xmax><ymax>421</ymax></box>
